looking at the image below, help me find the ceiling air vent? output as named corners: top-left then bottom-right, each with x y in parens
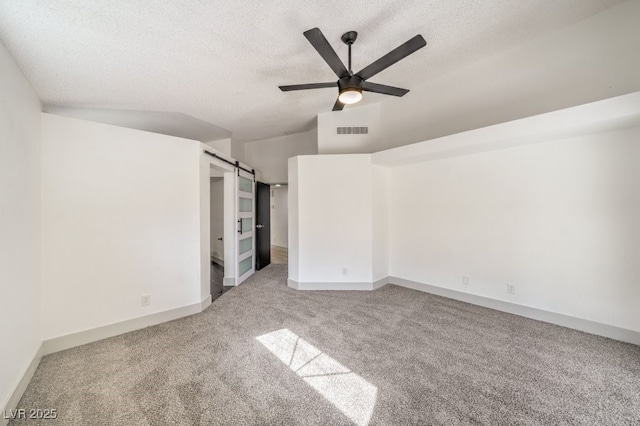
top-left (336, 126), bottom-right (368, 135)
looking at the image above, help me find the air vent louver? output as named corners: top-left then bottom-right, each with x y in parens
top-left (336, 126), bottom-right (368, 135)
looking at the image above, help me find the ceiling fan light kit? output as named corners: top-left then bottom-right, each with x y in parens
top-left (338, 89), bottom-right (362, 105)
top-left (279, 27), bottom-right (427, 112)
top-left (338, 75), bottom-right (363, 104)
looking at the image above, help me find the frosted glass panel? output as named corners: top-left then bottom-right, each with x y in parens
top-left (236, 172), bottom-right (254, 283)
top-left (239, 256), bottom-right (252, 276)
top-left (239, 197), bottom-right (252, 212)
top-left (240, 218), bottom-right (252, 234)
top-left (239, 176), bottom-right (253, 193)
top-left (239, 237), bottom-right (252, 255)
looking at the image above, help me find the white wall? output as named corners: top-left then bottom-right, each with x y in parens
top-left (317, 103), bottom-right (384, 154)
top-left (380, 0), bottom-right (640, 149)
top-left (288, 155), bottom-right (390, 287)
top-left (230, 139), bottom-right (246, 164)
top-left (205, 138), bottom-right (232, 156)
top-left (242, 129), bottom-right (317, 184)
top-left (270, 186), bottom-right (288, 248)
top-left (388, 126), bottom-right (640, 333)
top-left (0, 41), bottom-right (42, 414)
top-left (289, 155), bottom-right (374, 285)
top-left (41, 114), bottom-right (203, 339)
top-left (372, 166), bottom-right (390, 282)
top-left (288, 159), bottom-right (299, 282)
top-left (209, 177), bottom-right (224, 261)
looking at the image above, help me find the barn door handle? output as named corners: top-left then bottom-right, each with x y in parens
top-left (256, 224), bottom-right (264, 229)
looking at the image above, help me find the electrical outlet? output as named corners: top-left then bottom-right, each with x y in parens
top-left (462, 276), bottom-right (470, 285)
top-left (506, 283), bottom-right (515, 295)
top-left (141, 294), bottom-right (151, 306)
top-left (342, 268), bottom-right (348, 276)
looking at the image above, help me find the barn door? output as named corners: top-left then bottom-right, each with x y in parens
top-left (236, 169), bottom-right (255, 284)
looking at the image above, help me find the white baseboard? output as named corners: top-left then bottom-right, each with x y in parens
top-left (223, 277), bottom-right (235, 286)
top-left (372, 276), bottom-right (390, 290)
top-left (1, 344), bottom-right (44, 426)
top-left (201, 294), bottom-right (212, 311)
top-left (389, 276), bottom-right (640, 346)
top-left (287, 274), bottom-right (639, 345)
top-left (42, 296), bottom-right (212, 356)
top-left (287, 278), bottom-right (380, 291)
top-left (210, 256), bottom-right (224, 267)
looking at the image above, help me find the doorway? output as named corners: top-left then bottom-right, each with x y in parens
top-left (209, 165), bottom-right (228, 300)
top-left (270, 184), bottom-right (288, 264)
top-left (201, 149), bottom-right (258, 302)
top-left (255, 181), bottom-right (271, 270)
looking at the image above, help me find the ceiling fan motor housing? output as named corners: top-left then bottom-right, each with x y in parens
top-left (338, 75), bottom-right (363, 92)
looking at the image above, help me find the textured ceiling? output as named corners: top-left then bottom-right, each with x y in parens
top-left (0, 0), bottom-right (624, 142)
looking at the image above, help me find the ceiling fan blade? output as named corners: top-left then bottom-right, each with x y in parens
top-left (279, 82), bottom-right (337, 91)
top-left (304, 28), bottom-right (350, 78)
top-left (356, 35), bottom-right (427, 81)
top-left (362, 81), bottom-right (409, 97)
top-left (332, 98), bottom-right (345, 111)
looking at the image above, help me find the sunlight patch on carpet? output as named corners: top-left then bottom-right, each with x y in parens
top-left (257, 328), bottom-right (377, 426)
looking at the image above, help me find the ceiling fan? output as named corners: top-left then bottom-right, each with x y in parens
top-left (279, 28), bottom-right (427, 111)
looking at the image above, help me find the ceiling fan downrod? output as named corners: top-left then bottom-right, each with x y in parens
top-left (341, 31), bottom-right (358, 74)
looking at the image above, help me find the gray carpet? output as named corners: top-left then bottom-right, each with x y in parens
top-left (11, 264), bottom-right (640, 425)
